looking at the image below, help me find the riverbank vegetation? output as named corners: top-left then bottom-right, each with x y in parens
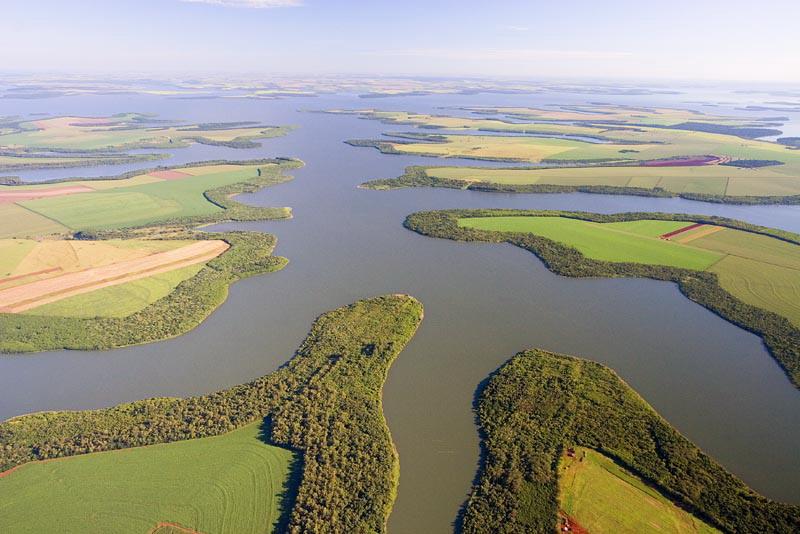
top-left (0, 294), bottom-right (424, 533)
top-left (339, 105), bottom-right (800, 202)
top-left (404, 209), bottom-right (800, 387)
top-left (0, 113), bottom-right (292, 171)
top-left (0, 159), bottom-right (300, 352)
top-left (462, 349), bottom-right (800, 533)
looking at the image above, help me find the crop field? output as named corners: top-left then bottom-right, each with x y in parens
top-left (0, 114), bottom-right (287, 151)
top-left (25, 263), bottom-right (204, 318)
top-left (0, 238), bottom-right (227, 316)
top-left (426, 164), bottom-right (800, 197)
top-left (0, 163), bottom-right (274, 232)
top-left (558, 447), bottom-right (719, 533)
top-left (347, 104), bottom-right (800, 199)
top-left (458, 216), bottom-right (723, 269)
top-left (458, 215), bottom-right (800, 326)
top-left (0, 422), bottom-right (295, 534)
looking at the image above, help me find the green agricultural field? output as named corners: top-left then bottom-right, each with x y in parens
top-left (458, 215), bottom-right (800, 326)
top-left (458, 216), bottom-right (723, 270)
top-left (558, 447), bottom-right (719, 533)
top-left (348, 104), bottom-right (800, 201)
top-left (0, 423), bottom-right (295, 534)
top-left (24, 263), bottom-right (204, 318)
top-left (18, 165), bottom-right (267, 230)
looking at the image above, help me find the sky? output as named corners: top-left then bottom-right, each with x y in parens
top-left (1, 0), bottom-right (799, 83)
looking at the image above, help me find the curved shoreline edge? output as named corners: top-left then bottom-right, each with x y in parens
top-left (0, 294), bottom-right (424, 533)
top-left (461, 349), bottom-right (800, 533)
top-left (403, 209), bottom-right (800, 388)
top-left (0, 158), bottom-right (303, 353)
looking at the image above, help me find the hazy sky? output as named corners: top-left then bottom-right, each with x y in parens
top-left (2, 0), bottom-right (799, 82)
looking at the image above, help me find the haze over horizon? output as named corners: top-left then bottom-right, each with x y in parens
top-left (2, 0), bottom-right (799, 84)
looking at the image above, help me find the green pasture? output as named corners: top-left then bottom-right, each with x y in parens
top-left (558, 447), bottom-right (719, 533)
top-left (0, 422), bottom-right (295, 534)
top-left (458, 215), bottom-right (800, 326)
top-left (458, 216), bottom-right (723, 270)
top-left (19, 166), bottom-right (261, 230)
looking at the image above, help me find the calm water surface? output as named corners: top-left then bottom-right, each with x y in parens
top-left (1, 91), bottom-right (799, 533)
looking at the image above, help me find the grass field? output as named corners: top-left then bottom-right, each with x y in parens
top-left (0, 203), bottom-right (69, 238)
top-left (0, 162), bottom-right (277, 232)
top-left (17, 165), bottom-right (265, 230)
top-left (558, 447), bottom-right (719, 533)
top-left (458, 215), bottom-right (800, 326)
top-left (0, 422), bottom-right (295, 534)
top-left (458, 216), bottom-right (723, 270)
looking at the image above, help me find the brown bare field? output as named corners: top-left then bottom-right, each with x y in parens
top-left (0, 240), bottom-right (228, 313)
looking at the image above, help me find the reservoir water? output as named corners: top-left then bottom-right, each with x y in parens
top-left (1, 90), bottom-right (799, 533)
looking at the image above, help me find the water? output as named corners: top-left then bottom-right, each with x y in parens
top-left (1, 91), bottom-right (799, 533)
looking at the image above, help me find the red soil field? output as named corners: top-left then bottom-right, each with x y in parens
top-left (0, 185), bottom-right (94, 204)
top-left (642, 155), bottom-right (722, 167)
top-left (148, 170), bottom-right (192, 180)
top-left (558, 512), bottom-right (590, 534)
top-left (659, 223), bottom-right (703, 239)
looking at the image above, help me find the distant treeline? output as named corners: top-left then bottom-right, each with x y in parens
top-left (404, 209), bottom-right (800, 387)
top-left (0, 295), bottom-right (424, 533)
top-left (362, 165), bottom-right (800, 205)
top-left (462, 349), bottom-right (800, 533)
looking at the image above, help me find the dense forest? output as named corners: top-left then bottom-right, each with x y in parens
top-left (0, 159), bottom-right (301, 353)
top-left (0, 294), bottom-right (424, 533)
top-left (404, 209), bottom-right (800, 387)
top-left (462, 349), bottom-right (800, 533)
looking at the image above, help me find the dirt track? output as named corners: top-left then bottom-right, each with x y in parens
top-left (0, 240), bottom-right (228, 313)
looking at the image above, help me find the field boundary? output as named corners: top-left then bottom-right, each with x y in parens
top-left (0, 241), bottom-right (228, 313)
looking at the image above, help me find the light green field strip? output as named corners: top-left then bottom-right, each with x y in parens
top-left (459, 215), bottom-right (800, 326)
top-left (458, 216), bottom-right (723, 270)
top-left (710, 256), bottom-right (800, 327)
top-left (0, 240), bottom-right (37, 276)
top-left (24, 263), bottom-right (204, 318)
top-left (559, 448), bottom-right (720, 534)
top-left (689, 228), bottom-right (800, 326)
top-left (18, 166), bottom-right (261, 230)
top-left (601, 220), bottom-right (690, 238)
top-left (427, 165), bottom-right (800, 196)
top-left (0, 423), bottom-right (295, 534)
top-left (0, 203), bottom-right (69, 239)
